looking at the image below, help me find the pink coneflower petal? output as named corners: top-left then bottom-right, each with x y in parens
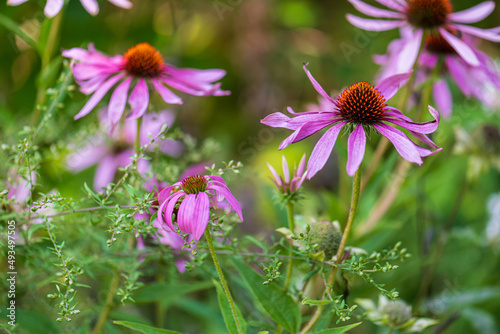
top-left (432, 80), bottom-right (452, 118)
top-left (107, 0), bottom-right (133, 9)
top-left (108, 77), bottom-right (132, 131)
top-left (163, 192), bottom-right (185, 231)
top-left (74, 73), bottom-right (125, 120)
top-left (44, 0), bottom-right (64, 18)
top-left (346, 124), bottom-right (367, 177)
top-left (307, 122), bottom-right (345, 178)
top-left (302, 63), bottom-right (336, 104)
top-left (67, 146), bottom-right (109, 171)
top-left (151, 78), bottom-right (183, 105)
top-left (439, 28), bottom-right (480, 66)
top-left (80, 0), bottom-right (99, 15)
top-left (158, 185), bottom-right (175, 204)
top-left (127, 79), bottom-right (149, 119)
top-left (7, 0), bottom-right (29, 5)
top-left (397, 29), bottom-right (422, 73)
top-left (374, 0), bottom-right (405, 11)
top-left (449, 24), bottom-right (500, 42)
top-left (375, 71), bottom-right (413, 101)
top-left (373, 123), bottom-right (423, 165)
top-left (445, 56), bottom-right (473, 96)
top-left (282, 155), bottom-right (290, 184)
top-left (177, 194), bottom-right (209, 241)
top-left (449, 1), bottom-right (495, 24)
top-left (266, 163), bottom-right (283, 190)
top-left (279, 119), bottom-right (335, 150)
top-left (94, 155), bottom-right (119, 191)
top-left (208, 185), bottom-right (243, 220)
top-left (348, 0), bottom-right (404, 19)
top-left (346, 14), bottom-right (406, 31)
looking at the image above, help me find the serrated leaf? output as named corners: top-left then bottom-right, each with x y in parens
top-left (232, 257), bottom-right (301, 333)
top-left (213, 279), bottom-right (247, 334)
top-left (312, 322), bottom-right (361, 334)
top-left (113, 321), bottom-right (182, 334)
top-left (132, 282), bottom-right (213, 303)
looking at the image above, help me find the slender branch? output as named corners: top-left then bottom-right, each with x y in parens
top-left (91, 271), bottom-right (121, 334)
top-left (205, 228), bottom-right (244, 334)
top-left (284, 202), bottom-right (295, 291)
top-left (300, 168), bottom-right (362, 334)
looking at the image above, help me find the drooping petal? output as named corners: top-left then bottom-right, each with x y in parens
top-left (348, 0), bottom-right (404, 18)
top-left (346, 14), bottom-right (406, 31)
top-left (160, 191), bottom-right (185, 231)
top-left (439, 28), bottom-right (480, 66)
top-left (211, 185), bottom-right (243, 221)
top-left (192, 193), bottom-right (211, 241)
top-left (383, 104), bottom-right (440, 134)
top-left (374, 123), bottom-right (423, 165)
top-left (432, 80), bottom-right (452, 118)
top-left (94, 155), bottom-right (118, 192)
top-left (306, 122), bottom-right (345, 179)
top-left (375, 71), bottom-right (413, 101)
top-left (303, 63), bottom-right (336, 104)
top-left (108, 77), bottom-right (132, 132)
top-left (449, 1), bottom-right (495, 24)
top-left (74, 73), bottom-right (126, 120)
top-left (127, 79), bottom-right (149, 119)
top-left (279, 119), bottom-right (335, 150)
top-left (396, 28), bottom-right (422, 73)
top-left (151, 78), bottom-right (183, 104)
top-left (446, 56), bottom-right (473, 96)
top-left (44, 0), bottom-right (64, 18)
top-left (346, 124), bottom-right (367, 177)
top-left (79, 0), bottom-right (99, 15)
top-left (67, 145), bottom-right (108, 171)
top-left (450, 23), bottom-right (500, 42)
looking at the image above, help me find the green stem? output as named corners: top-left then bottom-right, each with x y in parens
top-left (388, 327), bottom-right (395, 334)
top-left (135, 117), bottom-right (142, 154)
top-left (284, 201), bottom-right (295, 291)
top-left (205, 228), bottom-right (244, 334)
top-left (300, 168), bottom-right (362, 334)
top-left (91, 271), bottom-right (120, 334)
top-left (32, 12), bottom-right (63, 125)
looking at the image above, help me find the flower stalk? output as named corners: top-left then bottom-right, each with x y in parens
top-left (205, 227), bottom-right (244, 334)
top-left (300, 167), bottom-right (362, 333)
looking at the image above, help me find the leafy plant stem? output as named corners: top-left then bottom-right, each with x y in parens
top-left (135, 117), bottom-right (142, 154)
top-left (205, 227), bottom-right (244, 334)
top-left (91, 271), bottom-right (120, 334)
top-left (300, 168), bottom-right (362, 333)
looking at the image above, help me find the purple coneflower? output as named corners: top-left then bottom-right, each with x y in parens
top-left (374, 27), bottom-right (500, 116)
top-left (7, 0), bottom-right (132, 18)
top-left (261, 64), bottom-right (441, 178)
top-left (157, 175), bottom-right (243, 241)
top-left (67, 109), bottom-right (182, 191)
top-left (62, 43), bottom-right (229, 131)
top-left (267, 154), bottom-right (307, 194)
top-left (347, 0), bottom-right (500, 72)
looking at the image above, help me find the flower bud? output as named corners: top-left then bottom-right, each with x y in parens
top-left (309, 220), bottom-right (342, 259)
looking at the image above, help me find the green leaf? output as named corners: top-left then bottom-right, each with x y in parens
top-left (133, 282), bottom-right (213, 303)
top-left (0, 13), bottom-right (37, 48)
top-left (232, 257), bottom-right (301, 333)
top-left (312, 322), bottom-right (362, 334)
top-left (213, 279), bottom-right (247, 334)
top-left (113, 321), bottom-right (182, 334)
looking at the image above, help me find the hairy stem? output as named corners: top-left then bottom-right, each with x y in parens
top-left (205, 228), bottom-right (244, 334)
top-left (300, 168), bottom-right (362, 333)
